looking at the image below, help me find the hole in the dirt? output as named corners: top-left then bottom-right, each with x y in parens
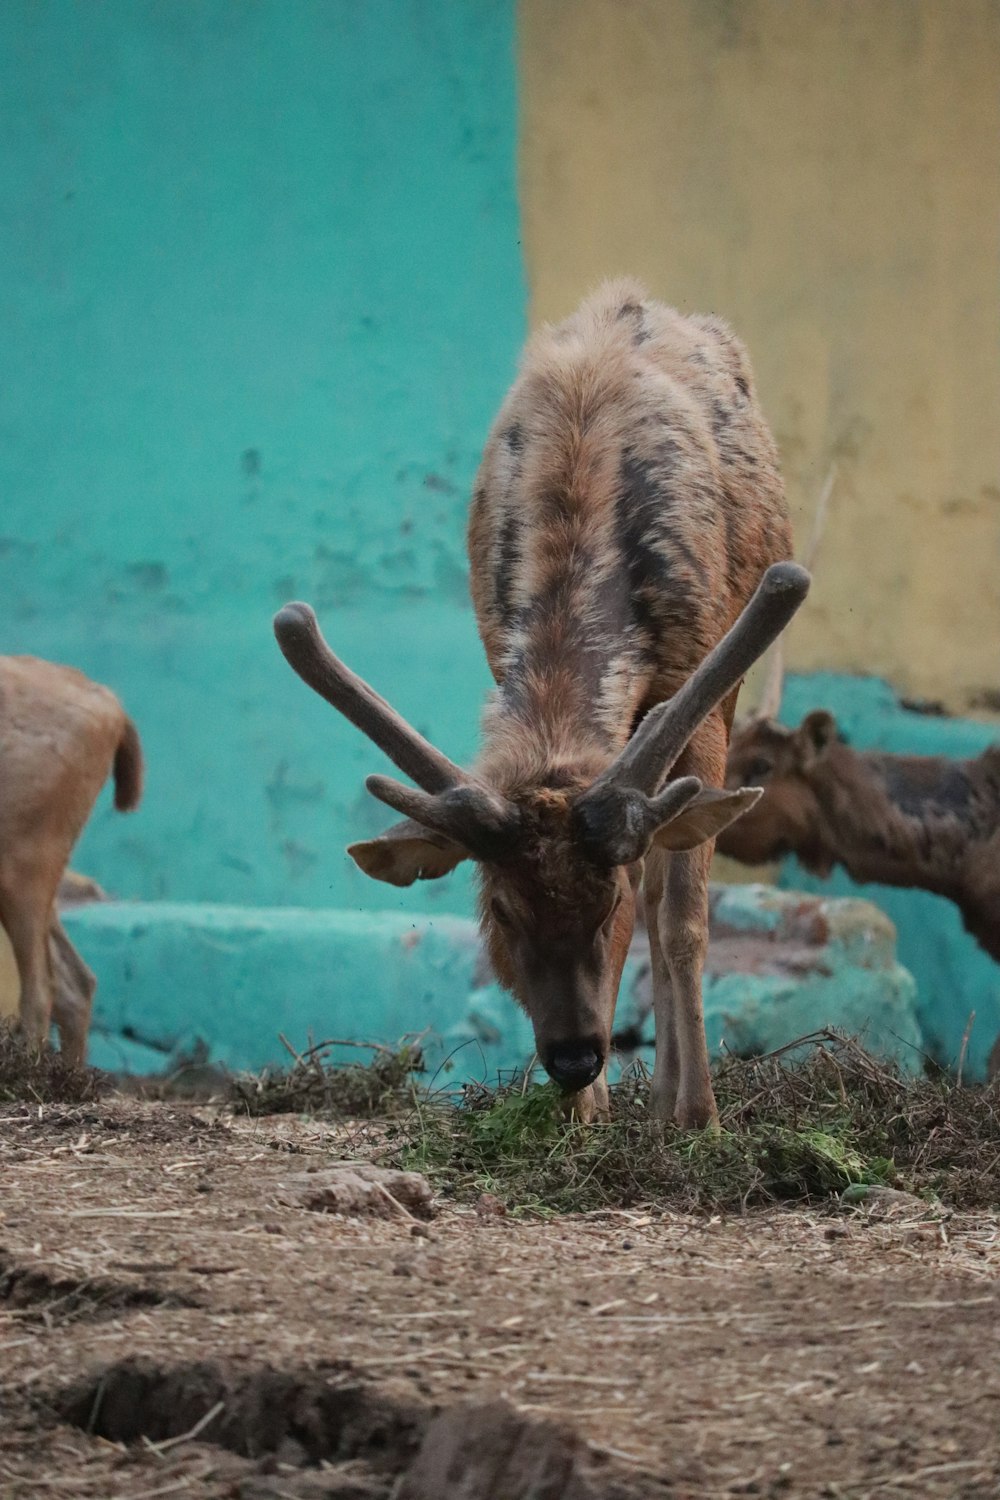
top-left (0, 1251), bottom-right (193, 1322)
top-left (54, 1360), bottom-right (647, 1498)
top-left (56, 1359), bottom-right (427, 1471)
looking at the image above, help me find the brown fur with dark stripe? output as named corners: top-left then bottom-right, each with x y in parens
top-left (470, 280), bottom-right (787, 754)
top-left (462, 280), bottom-right (792, 1125)
top-left (329, 282), bottom-right (794, 1124)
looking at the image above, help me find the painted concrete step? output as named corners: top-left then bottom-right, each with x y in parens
top-left (65, 885), bottom-right (924, 1085)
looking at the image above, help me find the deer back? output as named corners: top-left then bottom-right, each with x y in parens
top-left (468, 278), bottom-right (792, 754)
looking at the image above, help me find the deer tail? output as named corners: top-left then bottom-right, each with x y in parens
top-left (113, 715), bottom-right (144, 812)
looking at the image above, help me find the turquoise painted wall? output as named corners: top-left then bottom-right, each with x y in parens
top-left (778, 674), bottom-right (1000, 1077)
top-left (0, 0), bottom-right (523, 913)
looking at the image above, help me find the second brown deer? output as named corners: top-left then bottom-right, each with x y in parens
top-left (276, 281), bottom-right (809, 1127)
top-left (720, 713), bottom-right (1000, 962)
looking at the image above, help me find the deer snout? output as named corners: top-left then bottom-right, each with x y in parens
top-left (542, 1039), bottom-right (605, 1091)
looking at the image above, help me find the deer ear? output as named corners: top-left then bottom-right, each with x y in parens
top-left (795, 710), bottom-right (837, 767)
top-left (347, 818), bottom-right (471, 887)
top-left (651, 787), bottom-right (763, 852)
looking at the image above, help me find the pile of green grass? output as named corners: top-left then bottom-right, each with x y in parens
top-left (7, 1022), bottom-right (995, 1217)
top-left (381, 1032), bottom-right (1000, 1215)
top-left (58, 1026), bottom-right (981, 1216)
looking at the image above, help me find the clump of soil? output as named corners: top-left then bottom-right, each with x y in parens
top-left (396, 1398), bottom-right (613, 1500)
top-left (278, 1163), bottom-right (435, 1219)
top-left (0, 1030), bottom-right (103, 1104)
top-left (230, 1038), bottom-right (422, 1119)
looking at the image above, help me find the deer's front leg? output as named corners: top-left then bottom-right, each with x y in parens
top-left (661, 841), bottom-right (717, 1131)
top-left (643, 847), bottom-right (680, 1122)
top-left (649, 716), bottom-right (726, 1131)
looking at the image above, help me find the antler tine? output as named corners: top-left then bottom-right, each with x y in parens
top-left (752, 463), bottom-right (836, 723)
top-left (366, 774), bottom-right (520, 859)
top-left (589, 562), bottom-right (811, 797)
top-left (573, 776), bottom-right (702, 868)
top-left (273, 602), bottom-right (469, 795)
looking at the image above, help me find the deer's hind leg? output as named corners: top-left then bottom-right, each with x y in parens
top-left (50, 917), bottom-right (96, 1069)
top-left (0, 877), bottom-right (57, 1055)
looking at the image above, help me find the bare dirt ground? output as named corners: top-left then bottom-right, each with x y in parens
top-left (2, 1095), bottom-right (999, 1499)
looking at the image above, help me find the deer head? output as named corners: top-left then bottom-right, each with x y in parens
top-left (719, 709), bottom-right (839, 871)
top-left (274, 562), bottom-right (810, 1091)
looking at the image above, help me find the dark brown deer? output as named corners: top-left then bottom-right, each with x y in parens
top-left (0, 655), bottom-right (143, 1064)
top-left (275, 280), bottom-right (808, 1128)
top-left (720, 712), bottom-right (1000, 962)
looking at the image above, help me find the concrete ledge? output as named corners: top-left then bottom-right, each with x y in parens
top-left (66, 885), bottom-right (923, 1085)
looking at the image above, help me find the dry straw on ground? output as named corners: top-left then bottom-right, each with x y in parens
top-left (7, 1024), bottom-right (1000, 1217)
top-left (0, 1029), bottom-right (102, 1104)
top-left (3, 1029), bottom-right (1000, 1496)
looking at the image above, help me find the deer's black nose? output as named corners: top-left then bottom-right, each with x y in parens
top-left (544, 1042), bottom-right (603, 1090)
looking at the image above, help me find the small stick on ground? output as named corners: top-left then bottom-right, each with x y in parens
top-left (142, 1399), bottom-right (225, 1456)
top-left (956, 1011), bottom-right (976, 1088)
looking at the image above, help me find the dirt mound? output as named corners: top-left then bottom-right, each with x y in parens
top-left (397, 1398), bottom-right (612, 1499)
top-left (0, 1250), bottom-right (191, 1323)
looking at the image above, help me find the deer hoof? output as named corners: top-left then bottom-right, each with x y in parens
top-left (648, 1079), bottom-right (677, 1126)
top-left (560, 1085), bottom-right (597, 1125)
top-left (673, 1089), bottom-right (720, 1134)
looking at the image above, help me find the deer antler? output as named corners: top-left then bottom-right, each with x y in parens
top-left (755, 463), bottom-right (836, 722)
top-left (274, 602), bottom-right (520, 854)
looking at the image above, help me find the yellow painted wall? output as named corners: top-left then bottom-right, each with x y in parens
top-left (520, 0), bottom-right (1000, 713)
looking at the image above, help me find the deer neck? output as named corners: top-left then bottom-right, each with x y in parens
top-left (807, 744), bottom-right (971, 900)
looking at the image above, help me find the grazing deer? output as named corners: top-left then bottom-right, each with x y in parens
top-left (718, 469), bottom-right (1000, 962)
top-left (0, 656), bottom-right (143, 1064)
top-left (720, 712), bottom-right (1000, 962)
top-left (275, 281), bottom-right (808, 1127)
